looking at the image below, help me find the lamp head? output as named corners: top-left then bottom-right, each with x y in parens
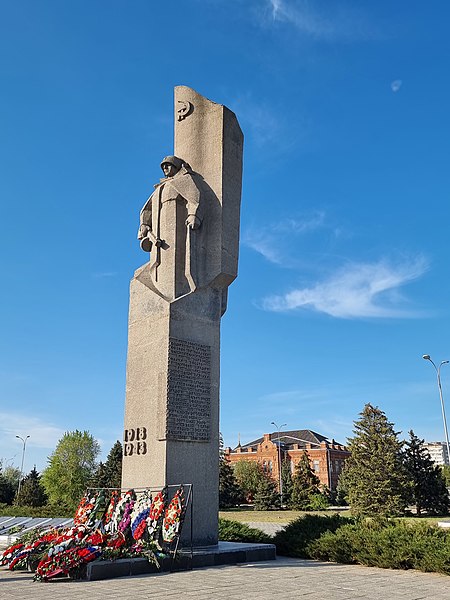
top-left (423, 355), bottom-right (431, 360)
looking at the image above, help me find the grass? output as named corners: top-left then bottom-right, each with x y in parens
top-left (219, 508), bottom-right (450, 525)
top-left (219, 508), bottom-right (349, 523)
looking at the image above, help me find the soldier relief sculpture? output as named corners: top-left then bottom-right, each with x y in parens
top-left (137, 155), bottom-right (206, 301)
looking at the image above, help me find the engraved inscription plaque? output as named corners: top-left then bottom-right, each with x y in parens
top-left (165, 337), bottom-right (211, 441)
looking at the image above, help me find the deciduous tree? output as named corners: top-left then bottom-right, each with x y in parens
top-left (42, 430), bottom-right (100, 511)
top-left (233, 461), bottom-right (268, 502)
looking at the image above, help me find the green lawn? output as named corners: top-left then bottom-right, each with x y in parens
top-left (219, 508), bottom-right (450, 525)
top-left (219, 508), bottom-right (348, 523)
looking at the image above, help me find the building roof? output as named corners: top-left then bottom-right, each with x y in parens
top-left (236, 429), bottom-right (331, 451)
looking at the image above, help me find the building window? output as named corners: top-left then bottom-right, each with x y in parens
top-left (268, 460), bottom-right (273, 473)
top-left (313, 460), bottom-right (320, 472)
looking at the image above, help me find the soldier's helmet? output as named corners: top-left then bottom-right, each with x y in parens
top-left (160, 155), bottom-right (183, 172)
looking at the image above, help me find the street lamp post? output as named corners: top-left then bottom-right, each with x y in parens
top-left (271, 421), bottom-right (287, 506)
top-left (16, 435), bottom-right (30, 497)
top-left (422, 355), bottom-right (450, 465)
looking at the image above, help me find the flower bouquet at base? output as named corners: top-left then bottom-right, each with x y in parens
top-left (162, 486), bottom-right (186, 549)
top-left (130, 489), bottom-right (153, 541)
top-left (34, 545), bottom-right (101, 582)
top-left (73, 491), bottom-right (99, 526)
top-left (104, 489), bottom-right (136, 536)
top-left (147, 487), bottom-right (167, 541)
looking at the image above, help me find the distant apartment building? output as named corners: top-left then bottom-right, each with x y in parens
top-left (224, 429), bottom-right (350, 491)
top-left (422, 441), bottom-right (449, 466)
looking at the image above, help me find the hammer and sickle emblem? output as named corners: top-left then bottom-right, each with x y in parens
top-left (177, 100), bottom-right (193, 121)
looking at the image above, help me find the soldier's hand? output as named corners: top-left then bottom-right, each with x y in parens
top-left (185, 215), bottom-right (201, 230)
top-left (138, 224), bottom-right (150, 239)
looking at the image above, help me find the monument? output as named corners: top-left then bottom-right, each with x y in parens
top-left (122, 86), bottom-right (243, 546)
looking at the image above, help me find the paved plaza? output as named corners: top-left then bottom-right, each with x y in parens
top-left (2, 557), bottom-right (450, 600)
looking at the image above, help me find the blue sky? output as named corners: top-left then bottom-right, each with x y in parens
top-left (1, 0), bottom-right (450, 473)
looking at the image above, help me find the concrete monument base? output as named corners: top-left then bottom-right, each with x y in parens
top-left (84, 542), bottom-right (276, 581)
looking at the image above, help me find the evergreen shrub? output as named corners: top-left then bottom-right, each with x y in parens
top-left (273, 514), bottom-right (353, 557)
top-left (0, 502), bottom-right (72, 518)
top-left (308, 493), bottom-right (330, 511)
top-left (308, 518), bottom-right (450, 575)
top-left (218, 518), bottom-right (272, 544)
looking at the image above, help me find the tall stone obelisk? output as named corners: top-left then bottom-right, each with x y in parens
top-left (121, 87), bottom-right (243, 546)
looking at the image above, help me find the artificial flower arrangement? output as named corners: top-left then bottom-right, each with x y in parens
top-left (130, 489), bottom-right (153, 541)
top-left (73, 492), bottom-right (98, 526)
top-left (148, 488), bottom-right (167, 538)
top-left (162, 486), bottom-right (185, 543)
top-left (1, 485), bottom-right (188, 582)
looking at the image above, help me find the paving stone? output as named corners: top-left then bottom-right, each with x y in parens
top-left (2, 557), bottom-right (450, 598)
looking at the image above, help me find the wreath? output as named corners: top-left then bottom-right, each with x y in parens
top-left (162, 486), bottom-right (184, 543)
top-left (73, 492), bottom-right (98, 526)
top-left (130, 489), bottom-right (152, 540)
top-left (147, 488), bottom-right (166, 538)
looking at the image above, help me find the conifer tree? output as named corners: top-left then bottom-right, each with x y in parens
top-left (253, 473), bottom-right (280, 510)
top-left (344, 403), bottom-right (408, 516)
top-left (290, 451), bottom-right (320, 509)
top-left (403, 430), bottom-right (449, 516)
top-left (281, 459), bottom-right (293, 506)
top-left (219, 458), bottom-right (242, 508)
top-left (15, 467), bottom-right (47, 507)
top-left (0, 471), bottom-right (15, 504)
top-left (93, 462), bottom-right (108, 488)
top-left (94, 441), bottom-right (123, 488)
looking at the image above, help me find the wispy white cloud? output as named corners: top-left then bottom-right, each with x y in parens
top-left (231, 95), bottom-right (285, 148)
top-left (260, 388), bottom-right (332, 405)
top-left (0, 411), bottom-right (65, 450)
top-left (243, 212), bottom-right (329, 265)
top-left (261, 256), bottom-right (429, 318)
top-left (311, 417), bottom-right (353, 443)
top-left (0, 411), bottom-right (121, 470)
top-left (265, 0), bottom-right (375, 41)
top-left (391, 79), bottom-right (402, 93)
top-left (268, 0), bottom-right (336, 37)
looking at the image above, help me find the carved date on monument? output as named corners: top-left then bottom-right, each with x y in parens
top-left (165, 338), bottom-right (211, 441)
top-left (123, 427), bottom-right (147, 456)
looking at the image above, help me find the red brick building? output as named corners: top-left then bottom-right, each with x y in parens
top-left (224, 429), bottom-right (350, 491)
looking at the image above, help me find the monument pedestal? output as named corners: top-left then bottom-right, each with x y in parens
top-left (122, 271), bottom-right (221, 545)
top-left (85, 542), bottom-right (276, 581)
